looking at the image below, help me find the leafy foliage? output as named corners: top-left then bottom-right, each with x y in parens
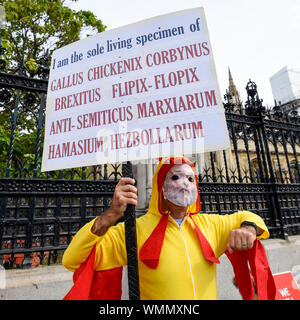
top-left (0, 0), bottom-right (106, 177)
top-left (0, 0), bottom-right (106, 72)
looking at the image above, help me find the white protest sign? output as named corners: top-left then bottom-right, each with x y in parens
top-left (41, 7), bottom-right (230, 172)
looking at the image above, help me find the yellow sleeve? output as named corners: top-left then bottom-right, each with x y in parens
top-left (62, 218), bottom-right (127, 272)
top-left (204, 210), bottom-right (270, 258)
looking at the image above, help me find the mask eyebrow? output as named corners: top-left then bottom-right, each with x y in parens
top-left (169, 170), bottom-right (195, 176)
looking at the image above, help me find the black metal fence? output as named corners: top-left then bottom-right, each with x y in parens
top-left (0, 57), bottom-right (300, 269)
top-left (199, 81), bottom-right (300, 239)
top-left (0, 57), bottom-right (121, 268)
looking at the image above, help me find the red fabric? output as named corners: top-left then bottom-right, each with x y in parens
top-left (63, 244), bottom-right (122, 300)
top-left (225, 240), bottom-right (276, 300)
top-left (189, 215), bottom-right (220, 264)
top-left (139, 214), bottom-right (169, 269)
top-left (248, 240), bottom-right (276, 300)
top-left (139, 214), bottom-right (220, 269)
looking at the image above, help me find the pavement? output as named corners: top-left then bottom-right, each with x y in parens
top-left (0, 264), bottom-right (73, 300)
top-left (0, 264), bottom-right (129, 300)
top-left (1, 235), bottom-right (300, 300)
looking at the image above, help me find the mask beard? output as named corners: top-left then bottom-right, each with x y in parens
top-left (163, 187), bottom-right (197, 207)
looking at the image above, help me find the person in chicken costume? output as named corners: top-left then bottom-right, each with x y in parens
top-left (62, 156), bottom-right (276, 300)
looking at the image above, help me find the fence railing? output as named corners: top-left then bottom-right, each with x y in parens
top-left (198, 81), bottom-right (300, 239)
top-left (0, 57), bottom-right (300, 268)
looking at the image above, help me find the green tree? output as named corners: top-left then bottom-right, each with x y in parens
top-left (0, 0), bottom-right (106, 177)
top-left (0, 0), bottom-right (106, 73)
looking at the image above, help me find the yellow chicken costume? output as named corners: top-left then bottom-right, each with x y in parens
top-left (63, 156), bottom-right (275, 300)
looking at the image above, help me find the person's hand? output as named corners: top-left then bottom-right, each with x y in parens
top-left (226, 225), bottom-right (256, 254)
top-left (91, 177), bottom-right (137, 236)
top-left (110, 177), bottom-right (138, 218)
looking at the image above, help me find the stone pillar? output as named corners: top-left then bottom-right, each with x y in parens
top-left (145, 162), bottom-right (154, 208)
top-left (195, 152), bottom-right (211, 179)
top-left (132, 163), bottom-right (147, 217)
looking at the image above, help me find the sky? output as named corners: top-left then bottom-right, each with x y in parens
top-left (70, 0), bottom-right (300, 107)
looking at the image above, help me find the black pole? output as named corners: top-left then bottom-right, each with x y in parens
top-left (122, 161), bottom-right (140, 300)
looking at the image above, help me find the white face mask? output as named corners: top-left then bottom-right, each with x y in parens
top-left (162, 164), bottom-right (198, 207)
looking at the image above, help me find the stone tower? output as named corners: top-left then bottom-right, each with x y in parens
top-left (228, 67), bottom-right (242, 108)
